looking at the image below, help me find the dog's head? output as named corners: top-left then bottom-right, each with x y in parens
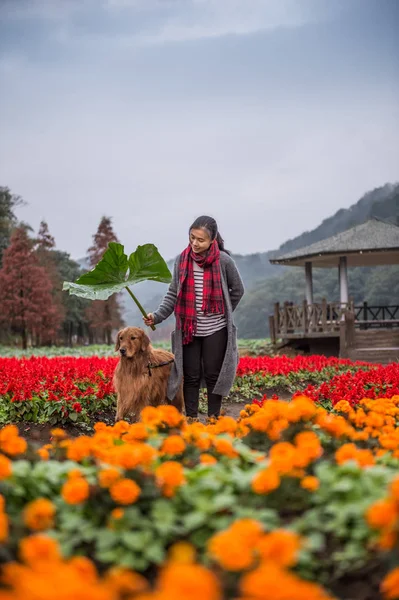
top-left (115, 327), bottom-right (150, 358)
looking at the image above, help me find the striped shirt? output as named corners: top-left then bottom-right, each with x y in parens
top-left (193, 261), bottom-right (227, 337)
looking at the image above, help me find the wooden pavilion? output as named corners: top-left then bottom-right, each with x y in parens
top-left (268, 218), bottom-right (399, 363)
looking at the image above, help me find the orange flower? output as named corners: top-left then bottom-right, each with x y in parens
top-left (68, 556), bottom-right (98, 582)
top-left (168, 541), bottom-right (197, 564)
top-left (36, 447), bottom-right (50, 461)
top-left (62, 477), bottom-right (90, 505)
top-left (123, 423), bottom-right (149, 442)
top-left (105, 567), bottom-right (149, 595)
top-left (213, 417), bottom-right (238, 435)
top-left (239, 561), bottom-right (332, 600)
top-left (23, 498), bottom-right (56, 531)
top-left (155, 461), bottom-right (186, 497)
top-left (110, 508), bottom-right (125, 520)
top-left (390, 477), bottom-right (399, 503)
top-left (301, 476), bottom-right (320, 492)
top-left (50, 428), bottom-right (67, 440)
top-left (0, 511), bottom-right (8, 543)
top-left (19, 534), bottom-right (61, 565)
top-left (208, 520), bottom-right (263, 572)
top-left (381, 567), bottom-right (399, 600)
top-left (0, 453), bottom-right (12, 480)
top-left (269, 442), bottom-right (296, 474)
top-left (161, 435), bottom-right (186, 456)
top-left (366, 499), bottom-right (398, 530)
top-left (200, 453), bottom-right (217, 465)
top-left (377, 529), bottom-right (397, 551)
top-left (252, 467), bottom-right (280, 495)
top-left (98, 468), bottom-right (121, 488)
top-left (66, 436), bottom-right (92, 462)
top-left (0, 425), bottom-right (27, 456)
top-left (110, 478), bottom-right (141, 505)
top-left (213, 438), bottom-right (239, 459)
top-left (256, 530), bottom-right (301, 567)
top-left (157, 562), bottom-right (221, 600)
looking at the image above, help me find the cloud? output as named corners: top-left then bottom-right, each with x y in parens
top-left (0, 0), bottom-right (349, 47)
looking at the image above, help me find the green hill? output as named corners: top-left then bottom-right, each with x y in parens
top-left (123, 182), bottom-right (399, 338)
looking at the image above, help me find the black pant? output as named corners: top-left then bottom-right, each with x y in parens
top-left (183, 327), bottom-right (227, 418)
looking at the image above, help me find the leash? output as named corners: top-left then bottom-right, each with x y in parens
top-left (147, 358), bottom-right (174, 377)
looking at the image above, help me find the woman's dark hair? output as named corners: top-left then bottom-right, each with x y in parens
top-left (189, 215), bottom-right (230, 254)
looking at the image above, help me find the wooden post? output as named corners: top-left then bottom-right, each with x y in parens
top-left (302, 299), bottom-right (308, 334)
top-left (269, 316), bottom-right (276, 345)
top-left (274, 302), bottom-right (280, 336)
top-left (339, 256), bottom-right (349, 307)
top-left (305, 261), bottom-right (314, 304)
top-left (282, 302), bottom-right (288, 335)
top-left (321, 298), bottom-right (327, 331)
top-left (363, 301), bottom-right (368, 330)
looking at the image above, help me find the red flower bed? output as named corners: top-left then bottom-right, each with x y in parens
top-left (302, 363), bottom-right (399, 406)
top-left (236, 355), bottom-right (370, 377)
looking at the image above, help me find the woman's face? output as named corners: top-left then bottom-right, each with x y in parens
top-left (189, 227), bottom-right (212, 255)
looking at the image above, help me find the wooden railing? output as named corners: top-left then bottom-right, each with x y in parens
top-left (353, 303), bottom-right (399, 328)
top-left (269, 301), bottom-right (399, 343)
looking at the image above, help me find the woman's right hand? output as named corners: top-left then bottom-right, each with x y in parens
top-left (143, 313), bottom-right (155, 327)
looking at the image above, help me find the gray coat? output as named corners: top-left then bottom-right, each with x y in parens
top-left (152, 252), bottom-right (245, 401)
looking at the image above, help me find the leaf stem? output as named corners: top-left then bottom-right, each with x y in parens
top-left (125, 286), bottom-right (156, 331)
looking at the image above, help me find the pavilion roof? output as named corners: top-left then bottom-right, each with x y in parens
top-left (269, 218), bottom-right (399, 268)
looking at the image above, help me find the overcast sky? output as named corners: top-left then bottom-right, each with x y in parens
top-left (0, 0), bottom-right (398, 261)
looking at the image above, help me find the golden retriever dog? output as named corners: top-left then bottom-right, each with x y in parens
top-left (113, 326), bottom-right (183, 421)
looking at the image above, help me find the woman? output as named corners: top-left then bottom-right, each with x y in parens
top-left (144, 215), bottom-right (244, 419)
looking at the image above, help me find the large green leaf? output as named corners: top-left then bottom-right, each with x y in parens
top-left (62, 242), bottom-right (171, 301)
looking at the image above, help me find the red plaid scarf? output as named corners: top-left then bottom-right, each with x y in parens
top-left (175, 240), bottom-right (224, 344)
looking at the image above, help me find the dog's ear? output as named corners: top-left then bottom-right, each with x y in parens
top-left (115, 330), bottom-right (122, 352)
top-left (140, 330), bottom-right (150, 353)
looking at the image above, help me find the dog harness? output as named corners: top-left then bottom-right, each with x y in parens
top-left (147, 358), bottom-right (174, 377)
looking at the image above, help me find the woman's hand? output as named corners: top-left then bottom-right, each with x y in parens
top-left (143, 313), bottom-right (155, 327)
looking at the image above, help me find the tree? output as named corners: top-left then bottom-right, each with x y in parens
top-left (0, 187), bottom-right (25, 266)
top-left (0, 228), bottom-right (63, 348)
top-left (85, 216), bottom-right (124, 344)
top-left (34, 220), bottom-right (65, 344)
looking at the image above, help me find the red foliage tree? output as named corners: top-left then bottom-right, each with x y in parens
top-left (0, 227), bottom-right (63, 348)
top-left (85, 216), bottom-right (124, 344)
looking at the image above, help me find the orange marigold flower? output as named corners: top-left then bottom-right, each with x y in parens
top-left (111, 508), bottom-right (125, 520)
top-left (381, 567), bottom-right (399, 600)
top-left (0, 511), bottom-right (8, 543)
top-left (213, 438), bottom-right (239, 458)
top-left (168, 541), bottom-right (197, 564)
top-left (0, 425), bottom-right (27, 456)
top-left (50, 428), bottom-right (67, 440)
top-left (157, 562), bottom-right (221, 600)
top-left (252, 467), bottom-right (280, 495)
top-left (335, 443), bottom-right (358, 465)
top-left (36, 447), bottom-right (49, 461)
top-left (239, 561), bottom-right (332, 600)
top-left (110, 478), bottom-right (141, 505)
top-left (377, 529), bottom-right (397, 551)
top-left (155, 461), bottom-right (186, 497)
top-left (19, 534), bottom-right (61, 565)
top-left (105, 567), bottom-right (149, 595)
top-left (390, 477), bottom-right (399, 503)
top-left (23, 498), bottom-right (56, 531)
top-left (0, 453), bottom-right (12, 480)
top-left (366, 499), bottom-right (398, 530)
top-left (301, 476), bottom-right (320, 492)
top-left (68, 556), bottom-right (98, 582)
top-left (200, 453), bottom-right (217, 465)
top-left (66, 436), bottom-right (92, 462)
top-left (208, 528), bottom-right (255, 571)
top-left (123, 423), bottom-right (149, 442)
top-left (269, 442), bottom-right (296, 474)
top-left (256, 530), bottom-right (301, 567)
top-left (98, 468), bottom-right (121, 488)
top-left (334, 400), bottom-right (352, 413)
top-left (61, 477), bottom-right (90, 505)
top-left (161, 435), bottom-right (186, 456)
top-left (213, 416), bottom-right (238, 435)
